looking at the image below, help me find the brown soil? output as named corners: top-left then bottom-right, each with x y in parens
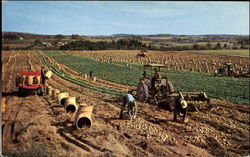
top-left (2, 50), bottom-right (249, 157)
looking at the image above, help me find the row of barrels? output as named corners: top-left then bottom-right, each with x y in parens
top-left (46, 86), bottom-right (93, 129)
top-left (17, 76), bottom-right (42, 85)
top-left (16, 71), bottom-right (53, 85)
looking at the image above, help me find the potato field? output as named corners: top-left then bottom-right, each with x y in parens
top-left (2, 50), bottom-right (249, 157)
top-left (43, 50), bottom-right (249, 105)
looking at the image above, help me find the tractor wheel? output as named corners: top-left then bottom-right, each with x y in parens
top-left (37, 87), bottom-right (44, 96)
top-left (18, 87), bottom-right (24, 96)
top-left (168, 99), bottom-right (176, 112)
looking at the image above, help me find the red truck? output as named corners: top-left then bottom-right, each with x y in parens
top-left (16, 71), bottom-right (46, 96)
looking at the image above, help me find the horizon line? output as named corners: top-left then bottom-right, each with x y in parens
top-left (2, 31), bottom-right (249, 36)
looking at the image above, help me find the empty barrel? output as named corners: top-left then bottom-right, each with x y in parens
top-left (44, 70), bottom-right (53, 79)
top-left (64, 97), bottom-right (77, 114)
top-left (75, 104), bottom-right (93, 129)
top-left (52, 89), bottom-right (60, 99)
top-left (47, 86), bottom-right (52, 96)
top-left (25, 75), bottom-right (34, 85)
top-left (57, 92), bottom-right (69, 105)
top-left (2, 96), bottom-right (6, 113)
top-left (33, 76), bottom-right (41, 84)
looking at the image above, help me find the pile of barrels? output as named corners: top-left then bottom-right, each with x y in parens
top-left (46, 85), bottom-right (93, 129)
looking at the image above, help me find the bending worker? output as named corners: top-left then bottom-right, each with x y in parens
top-left (173, 96), bottom-right (188, 123)
top-left (41, 66), bottom-right (46, 85)
top-left (120, 90), bottom-right (137, 120)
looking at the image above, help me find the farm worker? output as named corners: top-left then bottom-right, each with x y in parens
top-left (151, 68), bottom-right (162, 88)
top-left (120, 90), bottom-right (137, 120)
top-left (150, 68), bottom-right (162, 104)
top-left (143, 70), bottom-right (147, 77)
top-left (41, 66), bottom-right (51, 85)
top-left (41, 66), bottom-right (46, 85)
top-left (89, 71), bottom-right (93, 78)
top-left (173, 98), bottom-right (188, 123)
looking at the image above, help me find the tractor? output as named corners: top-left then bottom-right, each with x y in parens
top-left (136, 49), bottom-right (148, 58)
top-left (15, 69), bottom-right (52, 96)
top-left (136, 63), bottom-right (211, 122)
top-left (216, 63), bottom-right (250, 78)
top-left (216, 63), bottom-right (236, 77)
top-left (136, 64), bottom-right (175, 107)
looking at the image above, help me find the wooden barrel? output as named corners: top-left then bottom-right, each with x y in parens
top-left (34, 76), bottom-right (41, 84)
top-left (57, 92), bottom-right (69, 105)
top-left (25, 75), bottom-right (34, 85)
top-left (84, 74), bottom-right (88, 79)
top-left (44, 71), bottom-right (52, 79)
top-left (75, 104), bottom-right (93, 129)
top-left (64, 97), bottom-right (77, 114)
top-left (47, 86), bottom-right (52, 96)
top-left (52, 89), bottom-right (60, 99)
top-left (55, 92), bottom-right (60, 100)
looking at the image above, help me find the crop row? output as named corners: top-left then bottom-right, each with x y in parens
top-left (35, 51), bottom-right (126, 96)
top-left (66, 50), bottom-right (249, 74)
top-left (42, 50), bottom-right (249, 105)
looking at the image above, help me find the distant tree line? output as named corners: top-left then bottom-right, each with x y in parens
top-left (157, 42), bottom-right (248, 51)
top-left (236, 38), bottom-right (249, 49)
top-left (60, 39), bottom-right (150, 50)
top-left (3, 34), bottom-right (22, 40)
top-left (60, 39), bottom-right (248, 51)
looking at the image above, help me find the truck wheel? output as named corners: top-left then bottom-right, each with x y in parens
top-left (37, 87), bottom-right (44, 96)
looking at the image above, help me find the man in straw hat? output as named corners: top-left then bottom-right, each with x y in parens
top-left (173, 97), bottom-right (188, 123)
top-left (41, 66), bottom-right (47, 84)
top-left (151, 68), bottom-right (163, 105)
top-left (120, 90), bottom-right (137, 120)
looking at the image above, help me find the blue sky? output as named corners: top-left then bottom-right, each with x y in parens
top-left (2, 1), bottom-right (249, 35)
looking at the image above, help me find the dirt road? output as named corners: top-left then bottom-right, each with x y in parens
top-left (2, 50), bottom-right (249, 157)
